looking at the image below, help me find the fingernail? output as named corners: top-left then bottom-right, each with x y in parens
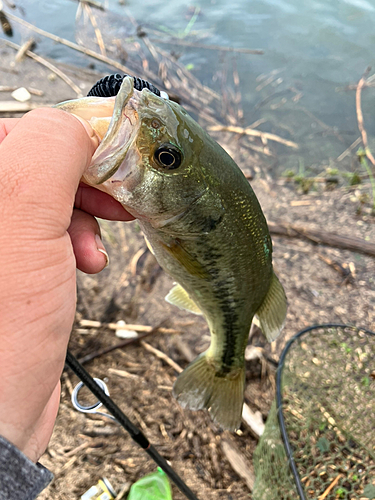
top-left (95, 234), bottom-right (109, 268)
top-left (71, 114), bottom-right (100, 149)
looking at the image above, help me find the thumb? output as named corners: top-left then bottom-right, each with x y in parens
top-left (0, 108), bottom-right (99, 236)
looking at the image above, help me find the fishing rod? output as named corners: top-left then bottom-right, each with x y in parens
top-left (65, 350), bottom-right (199, 500)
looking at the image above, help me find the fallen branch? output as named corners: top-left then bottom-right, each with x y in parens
top-left (208, 124), bottom-right (298, 149)
top-left (356, 67), bottom-right (375, 169)
top-left (268, 221), bottom-right (375, 258)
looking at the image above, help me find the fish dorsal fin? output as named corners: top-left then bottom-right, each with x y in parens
top-left (255, 272), bottom-right (287, 342)
top-left (165, 284), bottom-right (203, 315)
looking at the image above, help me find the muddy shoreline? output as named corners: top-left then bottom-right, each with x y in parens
top-left (1, 44), bottom-right (374, 500)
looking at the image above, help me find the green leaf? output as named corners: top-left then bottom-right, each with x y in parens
top-left (362, 376), bottom-right (370, 387)
top-left (363, 484), bottom-right (375, 499)
top-left (336, 488), bottom-right (347, 499)
top-left (317, 437), bottom-right (330, 453)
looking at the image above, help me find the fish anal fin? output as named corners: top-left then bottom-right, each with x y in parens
top-left (165, 284), bottom-right (203, 315)
top-left (255, 272), bottom-right (287, 342)
top-left (173, 352), bottom-right (245, 431)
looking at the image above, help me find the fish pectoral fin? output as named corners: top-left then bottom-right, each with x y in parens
top-left (255, 271), bottom-right (287, 342)
top-left (173, 353), bottom-right (245, 431)
top-left (165, 284), bottom-right (203, 315)
top-left (161, 240), bottom-right (209, 279)
top-left (144, 235), bottom-right (155, 256)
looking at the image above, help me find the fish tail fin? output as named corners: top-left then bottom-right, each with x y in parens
top-left (172, 352), bottom-right (245, 431)
top-left (255, 271), bottom-right (287, 342)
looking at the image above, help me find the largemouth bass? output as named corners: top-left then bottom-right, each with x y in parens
top-left (56, 75), bottom-right (287, 430)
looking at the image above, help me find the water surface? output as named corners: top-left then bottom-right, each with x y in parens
top-left (2, 0), bottom-right (375, 176)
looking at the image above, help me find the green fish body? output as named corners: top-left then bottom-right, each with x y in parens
top-left (56, 76), bottom-right (287, 430)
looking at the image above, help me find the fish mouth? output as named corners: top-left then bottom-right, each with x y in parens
top-left (55, 75), bottom-right (140, 186)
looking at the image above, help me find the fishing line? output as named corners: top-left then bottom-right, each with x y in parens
top-left (276, 323), bottom-right (375, 500)
top-left (65, 350), bottom-right (200, 500)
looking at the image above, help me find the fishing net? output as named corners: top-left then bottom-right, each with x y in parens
top-left (253, 324), bottom-right (375, 500)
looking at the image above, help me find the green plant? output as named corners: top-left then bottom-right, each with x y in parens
top-left (336, 487), bottom-right (348, 498)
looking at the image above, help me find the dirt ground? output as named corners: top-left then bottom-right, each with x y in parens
top-left (1, 45), bottom-right (375, 500)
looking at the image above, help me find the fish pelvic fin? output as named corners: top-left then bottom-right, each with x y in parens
top-left (165, 283), bottom-right (203, 315)
top-left (255, 271), bottom-right (287, 342)
top-left (172, 353), bottom-right (245, 431)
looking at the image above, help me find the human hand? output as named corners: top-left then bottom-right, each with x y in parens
top-left (0, 108), bottom-right (133, 463)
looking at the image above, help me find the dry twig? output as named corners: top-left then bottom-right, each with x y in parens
top-left (114, 483), bottom-right (131, 500)
top-left (318, 473), bottom-right (343, 500)
top-left (76, 0), bottom-right (105, 9)
top-left (242, 404), bottom-right (265, 437)
top-left (337, 136), bottom-right (362, 162)
top-left (151, 36), bottom-right (264, 55)
top-left (208, 124), bottom-right (298, 149)
top-left (15, 37), bottom-right (35, 62)
top-left (76, 322), bottom-right (176, 364)
top-left (221, 440), bottom-right (255, 492)
top-left (317, 253), bottom-right (354, 284)
top-left (108, 367), bottom-right (140, 380)
top-left (299, 105), bottom-right (345, 143)
top-left (79, 318), bottom-right (178, 334)
top-left (3, 39), bottom-right (82, 96)
top-left (140, 340), bottom-right (183, 373)
top-left (0, 100), bottom-right (42, 112)
top-left (83, 2), bottom-right (107, 56)
top-left (5, 11), bottom-right (134, 75)
top-left (356, 67), bottom-right (375, 169)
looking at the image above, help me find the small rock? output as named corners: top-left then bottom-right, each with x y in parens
top-left (11, 87), bottom-right (31, 102)
top-left (115, 320), bottom-right (138, 339)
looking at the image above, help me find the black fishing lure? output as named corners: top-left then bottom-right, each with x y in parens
top-left (87, 73), bottom-right (161, 98)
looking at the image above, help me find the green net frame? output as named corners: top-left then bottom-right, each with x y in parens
top-left (253, 324), bottom-right (375, 500)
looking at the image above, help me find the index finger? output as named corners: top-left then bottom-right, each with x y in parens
top-left (0, 118), bottom-right (20, 144)
top-left (0, 108), bottom-right (99, 234)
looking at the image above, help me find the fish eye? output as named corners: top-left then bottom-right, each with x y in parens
top-left (154, 144), bottom-right (182, 170)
